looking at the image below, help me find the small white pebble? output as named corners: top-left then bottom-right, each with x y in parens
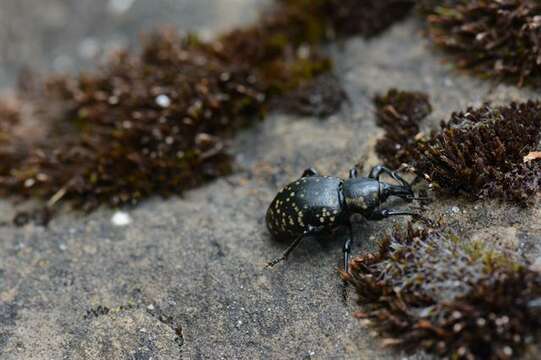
top-left (108, 0), bottom-right (136, 15)
top-left (147, 304), bottom-right (155, 311)
top-left (450, 206), bottom-right (460, 214)
top-left (24, 178), bottom-right (35, 188)
top-left (111, 211), bottom-right (132, 226)
top-left (78, 37), bottom-right (100, 59)
top-left (155, 94), bottom-right (172, 108)
top-left (59, 243), bottom-right (67, 251)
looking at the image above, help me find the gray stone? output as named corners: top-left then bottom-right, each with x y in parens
top-left (1, 1), bottom-right (541, 359)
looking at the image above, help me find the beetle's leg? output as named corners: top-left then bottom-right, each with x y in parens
top-left (302, 168), bottom-right (319, 178)
top-left (367, 208), bottom-right (431, 224)
top-left (265, 234), bottom-right (305, 268)
top-left (369, 165), bottom-right (409, 187)
top-left (349, 167), bottom-right (359, 179)
top-left (266, 226), bottom-right (324, 268)
top-left (343, 226), bottom-right (353, 274)
top-left (341, 223), bottom-right (354, 301)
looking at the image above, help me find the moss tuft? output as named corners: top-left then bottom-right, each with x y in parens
top-left (374, 94), bottom-right (541, 206)
top-left (415, 101), bottom-right (541, 205)
top-left (374, 89), bottom-right (432, 169)
top-left (0, 30), bottom-right (265, 210)
top-left (346, 222), bottom-right (541, 359)
top-left (423, 0), bottom-right (541, 87)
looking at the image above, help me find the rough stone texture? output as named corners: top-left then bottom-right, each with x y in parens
top-left (1, 1), bottom-right (541, 359)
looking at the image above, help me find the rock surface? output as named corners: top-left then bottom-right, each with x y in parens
top-left (1, 1), bottom-right (541, 359)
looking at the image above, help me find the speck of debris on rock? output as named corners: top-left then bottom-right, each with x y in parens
top-left (111, 211), bottom-right (132, 226)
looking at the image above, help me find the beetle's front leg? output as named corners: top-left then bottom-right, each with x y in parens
top-left (369, 165), bottom-right (409, 187)
top-left (367, 208), bottom-right (431, 224)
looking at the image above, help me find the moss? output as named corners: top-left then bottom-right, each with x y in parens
top-left (271, 74), bottom-right (346, 117)
top-left (415, 101), bottom-right (541, 205)
top-left (415, 0), bottom-right (462, 15)
top-left (422, 0), bottom-right (541, 87)
top-left (0, 30), bottom-right (266, 210)
top-left (374, 89), bottom-right (432, 169)
top-left (345, 222), bottom-right (541, 359)
top-left (374, 95), bottom-right (541, 206)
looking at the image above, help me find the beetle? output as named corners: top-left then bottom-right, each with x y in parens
top-left (265, 165), bottom-right (422, 274)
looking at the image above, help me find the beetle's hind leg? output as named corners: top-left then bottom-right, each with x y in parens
top-left (265, 226), bottom-right (323, 268)
top-left (301, 168), bottom-right (319, 177)
top-left (265, 234), bottom-right (305, 268)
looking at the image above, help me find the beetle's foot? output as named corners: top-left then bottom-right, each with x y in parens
top-left (341, 282), bottom-right (349, 303)
top-left (265, 256), bottom-right (286, 269)
top-left (411, 213), bottom-right (434, 226)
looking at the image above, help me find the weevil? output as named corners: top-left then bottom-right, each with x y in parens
top-left (265, 165), bottom-right (422, 273)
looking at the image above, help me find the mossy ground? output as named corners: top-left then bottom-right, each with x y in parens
top-left (346, 221), bottom-right (541, 359)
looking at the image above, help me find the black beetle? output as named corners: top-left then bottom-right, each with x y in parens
top-left (265, 165), bottom-right (422, 273)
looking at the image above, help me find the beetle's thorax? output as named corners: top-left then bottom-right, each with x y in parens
top-left (341, 177), bottom-right (381, 215)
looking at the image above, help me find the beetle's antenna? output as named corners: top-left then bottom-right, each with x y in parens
top-left (265, 234), bottom-right (305, 268)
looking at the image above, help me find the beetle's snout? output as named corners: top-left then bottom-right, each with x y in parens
top-left (381, 182), bottom-right (414, 203)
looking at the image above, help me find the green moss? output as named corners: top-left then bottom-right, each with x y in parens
top-left (346, 222), bottom-right (541, 359)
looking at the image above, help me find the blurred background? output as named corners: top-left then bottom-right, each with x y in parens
top-left (0, 0), bottom-right (268, 87)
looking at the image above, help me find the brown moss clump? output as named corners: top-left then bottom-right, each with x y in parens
top-left (374, 96), bottom-right (541, 206)
top-left (279, 0), bottom-right (416, 40)
top-left (345, 222), bottom-right (541, 359)
top-left (271, 74), bottom-right (347, 117)
top-left (0, 31), bottom-right (265, 210)
top-left (415, 101), bottom-right (541, 205)
top-left (216, 0), bottom-right (415, 99)
top-left (424, 0), bottom-right (541, 87)
top-left (374, 89), bottom-right (432, 169)
top-left (416, 0), bottom-right (462, 15)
